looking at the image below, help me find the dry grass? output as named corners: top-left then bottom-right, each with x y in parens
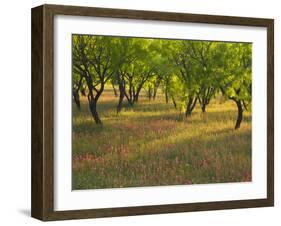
top-left (72, 88), bottom-right (251, 189)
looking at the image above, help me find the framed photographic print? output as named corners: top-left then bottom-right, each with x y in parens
top-left (31, 4), bottom-right (274, 221)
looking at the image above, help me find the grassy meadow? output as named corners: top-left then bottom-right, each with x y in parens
top-left (72, 87), bottom-right (252, 190)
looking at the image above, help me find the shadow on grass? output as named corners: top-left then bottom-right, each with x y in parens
top-left (132, 101), bottom-right (174, 112)
top-left (73, 127), bottom-right (251, 190)
top-left (138, 125), bottom-right (250, 161)
top-left (73, 102), bottom-right (251, 138)
top-left (115, 108), bottom-right (251, 125)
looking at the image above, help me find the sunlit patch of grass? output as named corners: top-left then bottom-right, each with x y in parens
top-left (72, 88), bottom-right (251, 189)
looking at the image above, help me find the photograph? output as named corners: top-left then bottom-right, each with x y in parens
top-left (71, 34), bottom-right (252, 190)
top-left (30, 3), bottom-right (274, 221)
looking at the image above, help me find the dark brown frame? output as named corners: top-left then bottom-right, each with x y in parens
top-left (31, 4), bottom-right (274, 221)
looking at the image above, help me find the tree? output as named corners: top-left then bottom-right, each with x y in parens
top-left (152, 40), bottom-right (177, 105)
top-left (72, 35), bottom-right (115, 124)
top-left (172, 40), bottom-right (200, 116)
top-left (218, 43), bottom-right (252, 129)
top-left (109, 37), bottom-right (148, 112)
top-left (165, 73), bottom-right (184, 110)
top-left (72, 35), bottom-right (252, 129)
top-left (180, 41), bottom-right (219, 113)
top-left (123, 58), bottom-right (155, 105)
top-left (118, 39), bottom-right (157, 106)
top-left (108, 37), bottom-right (133, 113)
top-left (144, 74), bottom-right (162, 101)
top-left (72, 71), bottom-right (83, 110)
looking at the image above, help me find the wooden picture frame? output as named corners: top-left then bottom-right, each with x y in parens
top-left (31, 4), bottom-right (274, 221)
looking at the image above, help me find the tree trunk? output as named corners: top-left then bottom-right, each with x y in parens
top-left (153, 87), bottom-right (158, 100)
top-left (73, 91), bottom-right (81, 110)
top-left (198, 96), bottom-right (207, 113)
top-left (234, 100), bottom-right (243, 129)
top-left (172, 97), bottom-right (177, 109)
top-left (201, 104), bottom-right (206, 113)
top-left (148, 87), bottom-right (152, 101)
top-left (89, 99), bottom-right (102, 124)
top-left (165, 89), bottom-right (169, 104)
top-left (128, 83), bottom-right (133, 104)
top-left (116, 75), bottom-right (126, 113)
top-left (185, 101), bottom-right (192, 117)
top-left (81, 88), bottom-right (86, 96)
top-left (117, 86), bottom-right (125, 113)
top-left (112, 84), bottom-right (118, 97)
top-left (134, 93), bottom-right (139, 102)
top-left (185, 97), bottom-right (197, 117)
top-left (125, 92), bottom-right (134, 106)
top-left (134, 87), bottom-right (141, 103)
top-left (242, 100), bottom-right (248, 111)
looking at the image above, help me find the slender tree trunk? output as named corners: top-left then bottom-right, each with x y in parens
top-left (117, 93), bottom-right (124, 113)
top-left (234, 100), bottom-right (243, 129)
top-left (242, 100), bottom-right (248, 111)
top-left (185, 97), bottom-right (197, 117)
top-left (134, 92), bottom-right (140, 102)
top-left (116, 74), bottom-right (125, 113)
top-left (198, 96), bottom-right (207, 113)
top-left (73, 91), bottom-right (81, 110)
top-left (89, 99), bottom-right (102, 124)
top-left (172, 97), bottom-right (177, 109)
top-left (86, 80), bottom-right (104, 125)
top-left (112, 83), bottom-right (118, 97)
top-left (153, 79), bottom-right (160, 100)
top-left (185, 98), bottom-right (193, 117)
top-left (153, 87), bottom-right (158, 100)
top-left (73, 77), bottom-right (83, 110)
top-left (125, 92), bottom-right (134, 106)
top-left (201, 104), bottom-right (206, 113)
top-left (148, 87), bottom-right (152, 101)
top-left (128, 83), bottom-right (133, 104)
top-left (81, 88), bottom-right (86, 96)
top-left (134, 86), bottom-right (142, 103)
top-left (117, 85), bottom-right (125, 113)
top-left (165, 89), bottom-right (169, 104)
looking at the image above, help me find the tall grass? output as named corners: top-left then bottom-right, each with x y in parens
top-left (72, 88), bottom-right (251, 189)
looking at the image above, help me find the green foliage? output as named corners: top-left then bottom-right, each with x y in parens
top-left (218, 43), bottom-right (252, 107)
top-left (72, 34), bottom-right (252, 126)
top-left (73, 35), bottom-right (116, 83)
